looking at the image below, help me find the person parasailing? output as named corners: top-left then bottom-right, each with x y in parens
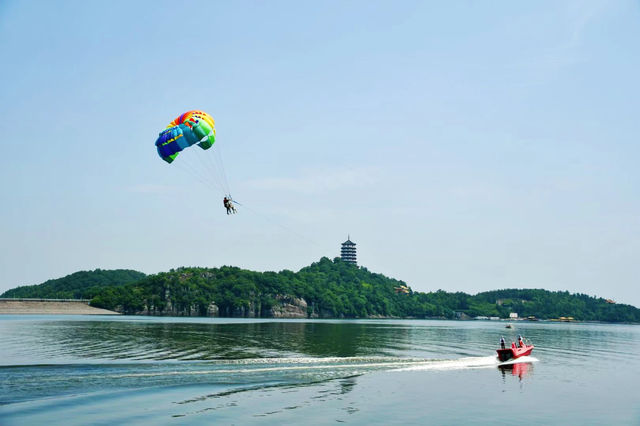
top-left (154, 110), bottom-right (237, 216)
top-left (223, 195), bottom-right (237, 215)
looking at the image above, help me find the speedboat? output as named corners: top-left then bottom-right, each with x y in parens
top-left (497, 340), bottom-right (534, 362)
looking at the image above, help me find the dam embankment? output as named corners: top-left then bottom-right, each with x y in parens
top-left (0, 299), bottom-right (120, 315)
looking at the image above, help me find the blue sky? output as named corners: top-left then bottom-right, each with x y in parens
top-left (1, 0), bottom-right (639, 306)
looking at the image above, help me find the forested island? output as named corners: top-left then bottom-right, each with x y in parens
top-left (2, 269), bottom-right (146, 300)
top-left (2, 258), bottom-right (638, 323)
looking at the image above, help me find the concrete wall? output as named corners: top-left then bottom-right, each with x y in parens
top-left (0, 299), bottom-right (120, 315)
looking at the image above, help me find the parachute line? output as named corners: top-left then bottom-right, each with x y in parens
top-left (155, 110), bottom-right (233, 199)
top-left (237, 202), bottom-right (322, 249)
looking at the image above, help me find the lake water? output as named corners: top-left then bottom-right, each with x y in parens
top-left (1, 316), bottom-right (638, 425)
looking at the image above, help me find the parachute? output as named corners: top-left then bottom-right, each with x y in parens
top-left (155, 110), bottom-right (216, 163)
top-left (154, 110), bottom-right (233, 203)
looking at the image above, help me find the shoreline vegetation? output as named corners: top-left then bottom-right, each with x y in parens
top-left (2, 258), bottom-right (639, 323)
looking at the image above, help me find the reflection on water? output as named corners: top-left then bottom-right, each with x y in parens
top-left (1, 317), bottom-right (639, 425)
top-left (5, 317), bottom-right (638, 365)
top-left (499, 361), bottom-right (533, 381)
top-left (1, 318), bottom-right (510, 364)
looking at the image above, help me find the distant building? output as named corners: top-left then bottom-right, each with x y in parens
top-left (509, 312), bottom-right (518, 319)
top-left (341, 236), bottom-right (357, 265)
top-left (394, 285), bottom-right (410, 294)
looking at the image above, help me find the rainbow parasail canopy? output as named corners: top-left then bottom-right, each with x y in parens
top-left (155, 110), bottom-right (216, 163)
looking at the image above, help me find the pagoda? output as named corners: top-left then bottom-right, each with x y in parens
top-left (340, 236), bottom-right (357, 265)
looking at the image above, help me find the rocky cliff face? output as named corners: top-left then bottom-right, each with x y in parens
top-left (269, 296), bottom-right (307, 318)
top-left (207, 302), bottom-right (219, 317)
top-left (118, 294), bottom-right (311, 318)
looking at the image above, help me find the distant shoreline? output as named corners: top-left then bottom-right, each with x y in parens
top-left (0, 299), bottom-right (119, 315)
top-left (0, 302), bottom-right (636, 324)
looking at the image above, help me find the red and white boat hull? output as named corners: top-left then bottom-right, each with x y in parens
top-left (497, 344), bottom-right (534, 362)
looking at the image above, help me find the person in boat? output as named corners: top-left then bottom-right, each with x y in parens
top-left (500, 337), bottom-right (506, 349)
top-left (518, 335), bottom-right (524, 348)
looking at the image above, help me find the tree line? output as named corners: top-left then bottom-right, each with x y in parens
top-left (2, 259), bottom-right (638, 322)
top-left (1, 269), bottom-right (146, 300)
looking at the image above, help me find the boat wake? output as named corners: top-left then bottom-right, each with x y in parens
top-left (497, 355), bottom-right (538, 366)
top-left (1, 355), bottom-right (541, 407)
top-left (100, 355), bottom-right (540, 379)
top-left (393, 355), bottom-right (538, 372)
